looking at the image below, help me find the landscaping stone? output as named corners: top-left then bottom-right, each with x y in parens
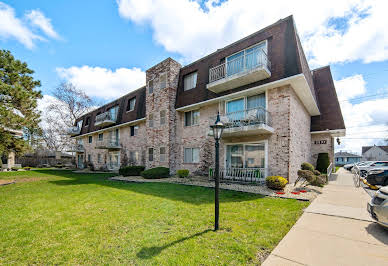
top-left (109, 175), bottom-right (322, 201)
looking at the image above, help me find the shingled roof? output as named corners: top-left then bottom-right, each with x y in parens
top-left (335, 151), bottom-right (361, 158)
top-left (362, 146), bottom-right (388, 154)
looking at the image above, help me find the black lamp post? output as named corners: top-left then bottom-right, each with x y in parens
top-left (210, 112), bottom-right (224, 231)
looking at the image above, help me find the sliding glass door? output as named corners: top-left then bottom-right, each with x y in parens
top-left (226, 143), bottom-right (265, 169)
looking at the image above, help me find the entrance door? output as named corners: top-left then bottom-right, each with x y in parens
top-left (78, 154), bottom-right (84, 169)
top-left (108, 152), bottom-right (120, 170)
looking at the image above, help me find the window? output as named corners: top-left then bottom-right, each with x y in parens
top-left (148, 148), bottom-right (154, 161)
top-left (160, 147), bottom-right (166, 162)
top-left (85, 117), bottom-right (90, 127)
top-left (88, 136), bottom-right (93, 143)
top-left (77, 120), bottom-right (83, 129)
top-left (130, 125), bottom-right (139, 136)
top-left (184, 72), bottom-right (197, 91)
top-left (148, 80), bottom-right (154, 94)
top-left (160, 110), bottom-right (166, 125)
top-left (184, 110), bottom-right (199, 126)
top-left (97, 154), bottom-right (102, 163)
top-left (108, 106), bottom-right (118, 120)
top-left (149, 114), bottom-right (154, 127)
top-left (98, 133), bottom-right (103, 141)
top-left (160, 73), bottom-right (167, 89)
top-left (126, 97), bottom-right (136, 112)
top-left (88, 154), bottom-right (91, 162)
top-left (129, 151), bottom-right (139, 163)
top-left (184, 148), bottom-right (200, 163)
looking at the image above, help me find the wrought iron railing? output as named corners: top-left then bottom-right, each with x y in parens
top-left (209, 49), bottom-right (270, 83)
top-left (67, 126), bottom-right (80, 135)
top-left (209, 107), bottom-right (272, 129)
top-left (209, 167), bottom-right (266, 184)
top-left (95, 111), bottom-right (117, 126)
top-left (68, 144), bottom-right (84, 152)
top-left (96, 138), bottom-right (120, 149)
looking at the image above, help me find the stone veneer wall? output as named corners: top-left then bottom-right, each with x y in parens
top-left (145, 58), bottom-right (181, 173)
top-left (311, 133), bottom-right (334, 167)
top-left (288, 88), bottom-right (311, 183)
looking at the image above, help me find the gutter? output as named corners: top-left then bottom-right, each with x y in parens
top-left (311, 129), bottom-right (346, 137)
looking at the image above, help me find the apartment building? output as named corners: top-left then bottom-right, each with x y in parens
top-left (69, 16), bottom-right (345, 183)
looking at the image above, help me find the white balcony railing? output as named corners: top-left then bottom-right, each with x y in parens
top-left (68, 144), bottom-right (84, 153)
top-left (209, 167), bottom-right (266, 184)
top-left (96, 138), bottom-right (121, 150)
top-left (210, 107), bottom-right (272, 129)
top-left (209, 49), bottom-right (270, 83)
top-left (95, 111), bottom-right (117, 126)
top-left (67, 126), bottom-right (81, 136)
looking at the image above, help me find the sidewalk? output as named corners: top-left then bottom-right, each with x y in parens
top-left (262, 168), bottom-right (388, 266)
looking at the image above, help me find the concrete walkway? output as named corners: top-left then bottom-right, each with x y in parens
top-left (263, 168), bottom-right (388, 266)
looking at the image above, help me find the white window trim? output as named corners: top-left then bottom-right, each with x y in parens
top-left (224, 92), bottom-right (266, 113)
top-left (183, 71), bottom-right (198, 91)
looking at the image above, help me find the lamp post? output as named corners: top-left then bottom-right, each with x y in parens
top-left (210, 112), bottom-right (224, 231)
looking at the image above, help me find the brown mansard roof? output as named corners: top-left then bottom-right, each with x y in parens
top-left (74, 15), bottom-right (344, 135)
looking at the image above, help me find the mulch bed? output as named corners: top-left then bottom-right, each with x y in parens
top-left (0, 180), bottom-right (16, 186)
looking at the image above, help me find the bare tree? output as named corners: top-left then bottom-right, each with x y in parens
top-left (41, 83), bottom-right (96, 151)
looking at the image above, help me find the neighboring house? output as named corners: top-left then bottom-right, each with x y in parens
top-left (69, 16), bottom-right (345, 183)
top-left (16, 150), bottom-right (74, 167)
top-left (362, 145), bottom-right (388, 161)
top-left (0, 127), bottom-right (23, 169)
top-left (335, 151), bottom-right (361, 166)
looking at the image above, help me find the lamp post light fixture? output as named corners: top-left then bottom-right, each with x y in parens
top-left (210, 112), bottom-right (224, 231)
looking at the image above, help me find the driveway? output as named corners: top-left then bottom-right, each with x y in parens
top-left (262, 168), bottom-right (388, 266)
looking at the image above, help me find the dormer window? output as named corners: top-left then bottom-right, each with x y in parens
top-left (77, 120), bottom-right (83, 129)
top-left (127, 97), bottom-right (136, 112)
top-left (184, 72), bottom-right (197, 91)
top-left (85, 117), bottom-right (90, 127)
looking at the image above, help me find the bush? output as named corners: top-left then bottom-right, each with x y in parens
top-left (141, 167), bottom-right (170, 179)
top-left (311, 174), bottom-right (327, 187)
top-left (11, 166), bottom-right (20, 171)
top-left (266, 176), bottom-right (288, 190)
top-left (177, 169), bottom-right (189, 178)
top-left (316, 153), bottom-right (330, 173)
top-left (313, 169), bottom-right (321, 176)
top-left (301, 162), bottom-right (314, 171)
top-left (119, 166), bottom-right (145, 176)
top-left (297, 170), bottom-right (316, 183)
top-left (23, 167), bottom-right (31, 171)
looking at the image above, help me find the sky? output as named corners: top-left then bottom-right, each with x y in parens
top-left (1, 0), bottom-right (388, 154)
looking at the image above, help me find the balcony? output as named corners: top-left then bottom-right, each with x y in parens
top-left (95, 111), bottom-right (117, 127)
top-left (96, 138), bottom-right (121, 150)
top-left (67, 126), bottom-right (80, 136)
top-left (207, 49), bottom-right (271, 93)
top-left (210, 107), bottom-right (274, 137)
top-left (67, 144), bottom-right (85, 153)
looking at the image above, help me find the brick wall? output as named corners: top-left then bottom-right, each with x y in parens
top-left (311, 133), bottom-right (334, 167)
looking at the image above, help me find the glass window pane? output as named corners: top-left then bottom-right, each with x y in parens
top-left (184, 148), bottom-right (192, 163)
top-left (247, 93), bottom-right (265, 109)
top-left (148, 80), bottom-right (153, 94)
top-left (160, 74), bottom-right (167, 89)
top-left (192, 148), bottom-right (200, 163)
top-left (226, 98), bottom-right (245, 113)
top-left (192, 110), bottom-right (199, 125)
top-left (185, 112), bottom-right (192, 126)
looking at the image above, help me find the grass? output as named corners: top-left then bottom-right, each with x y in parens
top-left (0, 170), bottom-right (308, 265)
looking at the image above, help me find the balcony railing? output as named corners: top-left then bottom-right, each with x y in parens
top-left (95, 111), bottom-right (117, 127)
top-left (67, 126), bottom-right (81, 136)
top-left (209, 167), bottom-right (266, 184)
top-left (68, 144), bottom-right (84, 153)
top-left (209, 49), bottom-right (271, 83)
top-left (210, 106), bottom-right (272, 130)
top-left (96, 138), bottom-right (121, 150)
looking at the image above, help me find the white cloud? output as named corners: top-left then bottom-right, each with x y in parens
top-left (56, 66), bottom-right (146, 100)
top-left (334, 75), bottom-right (388, 153)
top-left (0, 2), bottom-right (59, 49)
top-left (25, 10), bottom-right (60, 39)
top-left (0, 2), bottom-right (42, 49)
top-left (117, 0), bottom-right (388, 66)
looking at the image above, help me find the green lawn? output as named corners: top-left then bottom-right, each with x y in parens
top-left (0, 170), bottom-right (308, 265)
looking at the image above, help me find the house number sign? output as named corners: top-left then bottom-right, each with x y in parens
top-left (314, 140), bottom-right (327, 144)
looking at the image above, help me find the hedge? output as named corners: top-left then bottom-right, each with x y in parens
top-left (119, 166), bottom-right (145, 176)
top-left (141, 167), bottom-right (170, 179)
top-left (301, 162), bottom-right (314, 171)
top-left (176, 169), bottom-right (189, 178)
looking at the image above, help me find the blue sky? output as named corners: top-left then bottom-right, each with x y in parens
top-left (1, 0), bottom-right (388, 152)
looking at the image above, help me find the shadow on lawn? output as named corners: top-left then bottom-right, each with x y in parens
top-left (136, 229), bottom-right (212, 259)
top-left (36, 170), bottom-right (265, 205)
